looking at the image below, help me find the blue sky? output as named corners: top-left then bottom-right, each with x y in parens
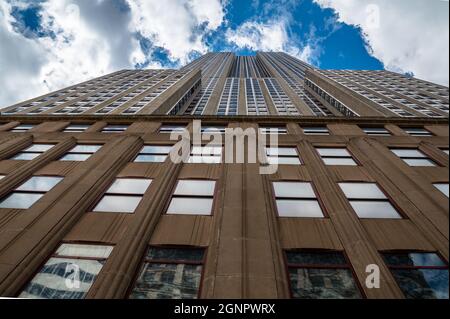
top-left (0, 0), bottom-right (448, 107)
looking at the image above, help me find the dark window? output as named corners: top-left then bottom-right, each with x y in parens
top-left (129, 247), bottom-right (205, 299)
top-left (316, 148), bottom-right (358, 166)
top-left (383, 252), bottom-right (448, 299)
top-left (286, 251), bottom-right (361, 299)
top-left (11, 144), bottom-right (55, 161)
top-left (167, 180), bottom-right (216, 215)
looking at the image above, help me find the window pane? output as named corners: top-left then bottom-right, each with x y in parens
top-left (317, 148), bottom-right (350, 157)
top-left (434, 184), bottom-right (449, 197)
top-left (135, 155), bottom-right (167, 163)
top-left (174, 180), bottom-right (215, 196)
top-left (0, 193), bottom-right (43, 209)
top-left (390, 269), bottom-right (448, 299)
top-left (339, 183), bottom-right (387, 199)
top-left (93, 195), bottom-right (142, 213)
top-left (289, 268), bottom-right (361, 299)
top-left (56, 244), bottom-right (113, 259)
top-left (129, 263), bottom-right (202, 299)
top-left (106, 179), bottom-right (152, 195)
top-left (273, 182), bottom-right (316, 198)
top-left (19, 257), bottom-right (105, 299)
top-left (391, 149), bottom-right (426, 158)
top-left (167, 198), bottom-right (213, 215)
top-left (323, 158), bottom-right (357, 166)
top-left (286, 251), bottom-right (347, 265)
top-left (141, 146), bottom-right (172, 154)
top-left (191, 146), bottom-right (222, 156)
top-left (268, 157), bottom-right (301, 165)
top-left (0, 175), bottom-right (4, 180)
top-left (266, 148), bottom-right (298, 156)
top-left (70, 145), bottom-right (102, 153)
top-left (276, 200), bottom-right (324, 218)
top-left (187, 155), bottom-right (222, 164)
top-left (147, 248), bottom-right (204, 262)
top-left (12, 153), bottom-right (40, 161)
top-left (350, 201), bottom-right (402, 219)
top-left (60, 154), bottom-right (92, 161)
top-left (403, 159), bottom-right (436, 167)
top-left (383, 253), bottom-right (447, 267)
top-left (17, 176), bottom-right (63, 192)
top-left (24, 144), bottom-right (54, 152)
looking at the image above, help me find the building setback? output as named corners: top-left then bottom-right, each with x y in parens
top-left (0, 52), bottom-right (448, 299)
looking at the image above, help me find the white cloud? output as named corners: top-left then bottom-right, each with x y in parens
top-left (314, 0), bottom-right (450, 86)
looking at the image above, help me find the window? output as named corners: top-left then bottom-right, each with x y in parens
top-left (101, 125), bottom-right (129, 133)
top-left (265, 147), bottom-right (301, 165)
top-left (159, 124), bottom-right (187, 134)
top-left (383, 252), bottom-right (448, 299)
top-left (129, 247), bottom-right (205, 299)
top-left (10, 124), bottom-right (35, 132)
top-left (302, 126), bottom-right (329, 135)
top-left (201, 125), bottom-right (227, 134)
top-left (11, 144), bottom-right (55, 161)
top-left (0, 175), bottom-right (5, 180)
top-left (93, 178), bottom-right (152, 214)
top-left (188, 146), bottom-right (222, 164)
top-left (441, 148), bottom-right (449, 156)
top-left (285, 251), bottom-right (361, 299)
top-left (63, 124), bottom-right (90, 133)
top-left (166, 180), bottom-right (216, 215)
top-left (434, 183), bottom-right (449, 197)
top-left (19, 243), bottom-right (114, 299)
top-left (339, 183), bottom-right (402, 219)
top-left (0, 176), bottom-right (63, 209)
top-left (391, 148), bottom-right (437, 167)
top-left (316, 148), bottom-right (358, 166)
top-left (402, 127), bottom-right (433, 137)
top-left (134, 145), bottom-right (172, 163)
top-left (259, 125), bottom-right (288, 135)
top-left (361, 127), bottom-right (391, 136)
top-left (60, 145), bottom-right (102, 161)
top-left (273, 182), bottom-right (324, 218)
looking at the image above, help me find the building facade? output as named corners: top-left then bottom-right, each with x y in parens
top-left (0, 52), bottom-right (448, 299)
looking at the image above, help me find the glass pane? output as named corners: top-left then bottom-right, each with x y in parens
top-left (286, 251), bottom-right (347, 266)
top-left (434, 184), bottom-right (449, 197)
top-left (93, 195), bottom-right (142, 213)
top-left (187, 155), bottom-right (222, 164)
top-left (339, 183), bottom-right (387, 199)
top-left (56, 244), bottom-right (113, 259)
top-left (0, 175), bottom-right (4, 180)
top-left (383, 253), bottom-right (447, 267)
top-left (70, 145), bottom-right (102, 154)
top-left (276, 200), bottom-right (324, 218)
top-left (303, 127), bottom-right (329, 134)
top-left (147, 248), bottom-right (204, 262)
top-left (141, 146), bottom-right (173, 154)
top-left (12, 153), bottom-right (40, 161)
top-left (106, 179), bottom-right (152, 195)
top-left (174, 180), bottom-right (215, 196)
top-left (391, 149), bottom-right (426, 158)
top-left (135, 155), bottom-right (167, 163)
top-left (24, 144), bottom-right (55, 152)
top-left (167, 198), bottom-right (213, 215)
top-left (350, 201), bottom-right (402, 219)
top-left (268, 157), bottom-right (301, 165)
top-left (17, 176), bottom-right (63, 192)
top-left (129, 263), bottom-right (202, 299)
top-left (191, 146), bottom-right (222, 156)
top-left (273, 182), bottom-right (316, 198)
top-left (317, 148), bottom-right (350, 157)
top-left (403, 159), bottom-right (436, 167)
top-left (60, 154), bottom-right (92, 162)
top-left (0, 193), bottom-right (43, 209)
top-left (323, 158), bottom-right (357, 166)
top-left (266, 148), bottom-right (298, 156)
top-left (391, 269), bottom-right (448, 299)
top-left (289, 268), bottom-right (361, 299)
top-left (19, 257), bottom-right (105, 299)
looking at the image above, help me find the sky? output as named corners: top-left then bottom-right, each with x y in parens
top-left (0, 0), bottom-right (449, 108)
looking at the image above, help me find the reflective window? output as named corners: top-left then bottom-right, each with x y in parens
top-left (135, 145), bottom-right (173, 163)
top-left (167, 180), bottom-right (216, 215)
top-left (286, 251), bottom-right (361, 299)
top-left (402, 127), bottom-right (433, 137)
top-left (273, 182), bottom-right (324, 218)
top-left (159, 124), bottom-right (187, 134)
top-left (130, 247), bottom-right (205, 299)
top-left (383, 252), bottom-right (448, 299)
top-left (434, 183), bottom-right (449, 197)
top-left (339, 183), bottom-right (402, 219)
top-left (391, 148), bottom-right (437, 167)
top-left (361, 127), bottom-right (391, 136)
top-left (316, 148), bottom-right (357, 166)
top-left (188, 146), bottom-right (222, 164)
top-left (0, 176), bottom-right (63, 209)
top-left (266, 147), bottom-right (301, 165)
top-left (441, 148), bottom-right (449, 156)
top-left (60, 145), bottom-right (102, 162)
top-left (93, 178), bottom-right (152, 214)
top-left (63, 124), bottom-right (90, 133)
top-left (259, 125), bottom-right (288, 135)
top-left (0, 175), bottom-right (5, 180)
top-left (11, 144), bottom-right (55, 161)
top-left (302, 126), bottom-right (329, 135)
top-left (201, 125), bottom-right (227, 134)
top-left (101, 125), bottom-right (129, 133)
top-left (19, 243), bottom-right (113, 299)
top-left (10, 124), bottom-right (35, 132)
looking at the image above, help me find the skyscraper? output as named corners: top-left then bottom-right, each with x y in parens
top-left (0, 52), bottom-right (448, 299)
